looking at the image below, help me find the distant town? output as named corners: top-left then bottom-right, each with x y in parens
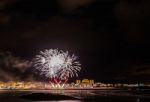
top-left (0, 79), bottom-right (149, 90)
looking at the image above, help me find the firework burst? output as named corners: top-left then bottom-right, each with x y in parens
top-left (34, 49), bottom-right (81, 80)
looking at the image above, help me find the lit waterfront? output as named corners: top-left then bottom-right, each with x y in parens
top-left (0, 80), bottom-right (150, 102)
top-left (0, 81), bottom-right (114, 90)
top-left (0, 81), bottom-right (149, 90)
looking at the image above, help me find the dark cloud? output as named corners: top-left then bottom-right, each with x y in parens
top-left (0, 52), bottom-right (33, 82)
top-left (115, 64), bottom-right (150, 83)
top-left (58, 0), bottom-right (95, 12)
top-left (115, 0), bottom-right (150, 42)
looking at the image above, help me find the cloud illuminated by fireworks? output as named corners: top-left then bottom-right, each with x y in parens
top-left (34, 49), bottom-right (81, 80)
top-left (0, 52), bottom-right (32, 81)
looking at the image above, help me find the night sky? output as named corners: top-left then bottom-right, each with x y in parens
top-left (0, 0), bottom-right (150, 83)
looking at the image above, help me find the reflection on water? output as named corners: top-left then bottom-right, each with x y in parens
top-left (49, 90), bottom-right (66, 94)
top-left (58, 101), bottom-right (81, 102)
top-left (0, 90), bottom-right (150, 102)
top-left (37, 100), bottom-right (82, 102)
top-left (136, 98), bottom-right (140, 102)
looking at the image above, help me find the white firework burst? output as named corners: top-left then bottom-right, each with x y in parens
top-left (34, 49), bottom-right (81, 80)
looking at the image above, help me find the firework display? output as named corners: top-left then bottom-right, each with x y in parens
top-left (34, 49), bottom-right (81, 80)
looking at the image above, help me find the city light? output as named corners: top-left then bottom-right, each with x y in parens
top-left (0, 80), bottom-right (147, 90)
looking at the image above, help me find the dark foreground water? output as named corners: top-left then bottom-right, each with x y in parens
top-left (0, 90), bottom-right (150, 102)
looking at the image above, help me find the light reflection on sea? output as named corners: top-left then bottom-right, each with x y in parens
top-left (37, 101), bottom-right (82, 102)
top-left (0, 90), bottom-right (150, 102)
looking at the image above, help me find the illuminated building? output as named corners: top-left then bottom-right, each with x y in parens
top-left (76, 79), bottom-right (95, 85)
top-left (82, 79), bottom-right (94, 84)
top-left (89, 80), bottom-right (94, 84)
top-left (82, 79), bottom-right (90, 84)
top-left (76, 80), bottom-right (81, 84)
